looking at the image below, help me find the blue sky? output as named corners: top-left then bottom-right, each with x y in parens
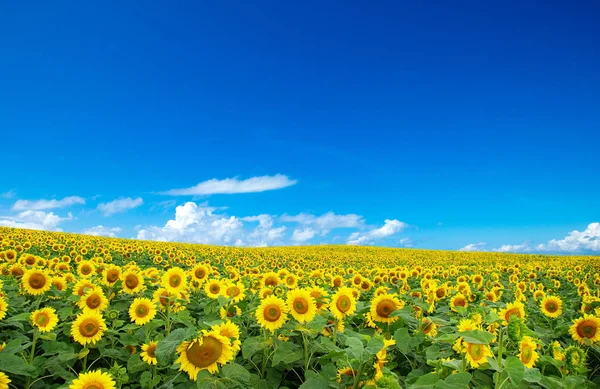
top-left (1, 1), bottom-right (599, 253)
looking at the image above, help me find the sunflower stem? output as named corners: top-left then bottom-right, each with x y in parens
top-left (25, 330), bottom-right (39, 389)
top-left (302, 331), bottom-right (310, 374)
top-left (495, 327), bottom-right (505, 389)
top-left (165, 296), bottom-right (172, 335)
top-left (351, 362), bottom-right (366, 389)
top-left (332, 319), bottom-right (338, 345)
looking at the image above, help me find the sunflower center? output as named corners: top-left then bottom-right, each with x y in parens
top-left (336, 296), bottom-right (351, 313)
top-left (79, 319), bottom-right (100, 337)
top-left (36, 313), bottom-right (49, 326)
top-left (87, 295), bottom-right (101, 309)
top-left (81, 266), bottom-right (92, 275)
top-left (376, 300), bottom-right (396, 318)
top-left (521, 346), bottom-right (532, 363)
top-left (468, 343), bottom-right (484, 360)
top-left (578, 321), bottom-right (597, 338)
top-left (265, 276), bottom-right (278, 286)
top-left (436, 289), bottom-right (446, 298)
top-left (210, 284), bottom-right (220, 294)
top-left (125, 275), bottom-right (139, 289)
top-left (286, 277), bottom-right (295, 285)
top-left (136, 305), bottom-right (149, 317)
top-left (293, 298), bottom-right (309, 314)
top-left (454, 298), bottom-right (466, 307)
top-left (545, 302), bottom-right (557, 312)
top-left (195, 269), bottom-right (206, 279)
top-left (264, 304), bottom-right (281, 322)
top-left (29, 273), bottom-right (46, 289)
top-left (422, 321), bottom-right (432, 333)
top-left (169, 275), bottom-right (181, 288)
top-left (147, 345), bottom-right (156, 358)
top-left (504, 307), bottom-right (521, 321)
top-left (84, 385), bottom-right (102, 389)
top-left (186, 337), bottom-right (223, 368)
top-left (227, 286), bottom-right (240, 297)
top-left (333, 278), bottom-right (342, 287)
top-left (107, 271), bottom-right (119, 282)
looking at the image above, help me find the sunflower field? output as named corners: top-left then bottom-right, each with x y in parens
top-left (0, 227), bottom-right (599, 389)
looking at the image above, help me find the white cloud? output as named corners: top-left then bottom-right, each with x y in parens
top-left (494, 243), bottom-right (531, 253)
top-left (0, 210), bottom-right (72, 231)
top-left (98, 197), bottom-right (144, 216)
top-left (291, 227), bottom-right (317, 242)
top-left (137, 202), bottom-right (243, 244)
top-left (82, 225), bottom-right (122, 238)
top-left (281, 211), bottom-right (364, 236)
top-left (536, 222), bottom-right (600, 253)
top-left (347, 219), bottom-right (408, 245)
top-left (1, 190), bottom-right (16, 199)
top-left (459, 242), bottom-right (487, 252)
top-left (243, 214), bottom-right (287, 245)
top-left (161, 174), bottom-right (297, 196)
top-left (399, 238), bottom-right (413, 247)
top-left (12, 196), bottom-right (85, 211)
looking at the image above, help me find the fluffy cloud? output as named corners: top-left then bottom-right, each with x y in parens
top-left (347, 219), bottom-right (408, 245)
top-left (291, 227), bottom-right (317, 243)
top-left (281, 212), bottom-right (363, 231)
top-left (137, 202), bottom-right (243, 244)
top-left (1, 190), bottom-right (16, 199)
top-left (161, 174), bottom-right (297, 196)
top-left (98, 197), bottom-right (144, 216)
top-left (0, 210), bottom-right (72, 231)
top-left (399, 238), bottom-right (413, 247)
top-left (536, 222), bottom-right (600, 253)
top-left (494, 243), bottom-right (531, 253)
top-left (459, 242), bottom-right (487, 252)
top-left (82, 225), bottom-right (123, 238)
top-left (12, 196), bottom-right (85, 211)
top-left (243, 215), bottom-right (287, 245)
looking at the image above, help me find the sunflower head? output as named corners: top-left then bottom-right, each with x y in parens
top-left (129, 298), bottom-right (157, 326)
top-left (569, 314), bottom-right (600, 345)
top-left (22, 269), bottom-right (51, 295)
top-left (518, 336), bottom-right (539, 368)
top-left (69, 369), bottom-right (116, 389)
top-left (175, 330), bottom-right (234, 379)
top-left (30, 307), bottom-right (59, 333)
top-left (286, 288), bottom-right (317, 323)
top-left (256, 295), bottom-right (289, 332)
top-left (565, 345), bottom-right (587, 372)
top-left (71, 311), bottom-right (107, 346)
top-left (141, 341), bottom-right (158, 365)
top-left (329, 287), bottom-right (357, 321)
top-left (540, 296), bottom-right (563, 318)
top-left (370, 293), bottom-right (403, 324)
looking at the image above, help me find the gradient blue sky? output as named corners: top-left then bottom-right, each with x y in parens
top-left (1, 1), bottom-right (599, 253)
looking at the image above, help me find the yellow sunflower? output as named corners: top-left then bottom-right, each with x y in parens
top-left (449, 293), bottom-right (469, 312)
top-left (78, 287), bottom-right (109, 313)
top-left (310, 286), bottom-right (329, 312)
top-left (518, 336), bottom-right (539, 368)
top-left (69, 369), bottom-right (115, 389)
top-left (190, 263), bottom-right (210, 284)
top-left (129, 298), bottom-right (157, 326)
top-left (212, 320), bottom-right (241, 353)
top-left (287, 288), bottom-right (317, 323)
top-left (569, 314), bottom-right (600, 344)
top-left (0, 297), bottom-right (7, 321)
top-left (498, 300), bottom-right (526, 325)
top-left (102, 265), bottom-right (122, 286)
top-left (220, 305), bottom-right (242, 319)
top-left (329, 287), bottom-right (357, 321)
top-left (140, 341), bottom-right (158, 365)
top-left (256, 295), bottom-right (289, 332)
top-left (0, 372), bottom-right (10, 389)
top-left (121, 270), bottom-right (144, 294)
top-left (77, 260), bottom-right (95, 278)
top-left (421, 317), bottom-right (438, 338)
top-left (540, 296), bottom-right (563, 318)
top-left (175, 330), bottom-right (234, 379)
top-left (370, 293), bottom-right (403, 324)
top-left (224, 282), bottom-right (246, 303)
top-left (22, 269), bottom-right (51, 295)
top-left (71, 311), bottom-right (107, 346)
top-left (161, 267), bottom-right (187, 294)
top-left (205, 279), bottom-right (225, 299)
top-left (30, 307), bottom-right (59, 333)
top-left (463, 342), bottom-right (492, 368)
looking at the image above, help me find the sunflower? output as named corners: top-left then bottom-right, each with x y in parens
top-left (329, 287), bottom-right (357, 321)
top-left (72, 279), bottom-right (95, 297)
top-left (205, 279), bottom-right (225, 299)
top-left (78, 287), bottom-right (109, 313)
top-left (256, 295), bottom-right (289, 332)
top-left (518, 336), bottom-right (539, 368)
top-left (286, 288), bottom-right (317, 323)
top-left (220, 305), bottom-right (242, 319)
top-left (498, 300), bottom-right (526, 325)
top-left (161, 267), bottom-right (187, 294)
top-left (69, 369), bottom-right (115, 389)
top-left (153, 287), bottom-right (181, 311)
top-left (322, 319), bottom-right (345, 337)
top-left (190, 263), bottom-right (209, 284)
top-left (463, 342), bottom-right (492, 368)
top-left (569, 314), bottom-right (600, 345)
top-left (30, 307), bottom-right (59, 332)
top-left (51, 276), bottom-right (67, 291)
top-left (309, 286), bottom-right (329, 312)
top-left (0, 372), bottom-right (10, 389)
top-left (552, 341), bottom-right (564, 361)
top-left (421, 317), bottom-right (438, 338)
top-left (0, 297), bottom-right (7, 321)
top-left (565, 345), bottom-right (587, 372)
top-left (129, 298), bottom-right (157, 326)
top-left (224, 282), bottom-right (246, 303)
top-left (22, 269), bottom-right (51, 295)
top-left (77, 260), bottom-right (95, 278)
top-left (449, 293), bottom-right (468, 312)
top-left (121, 270), bottom-right (144, 294)
top-left (71, 311), bottom-right (107, 346)
top-left (140, 341), bottom-right (158, 365)
top-left (102, 265), bottom-right (121, 286)
top-left (540, 296), bottom-right (563, 318)
top-left (370, 293), bottom-right (403, 324)
top-left (175, 330), bottom-right (234, 378)
top-left (212, 320), bottom-right (241, 352)
top-left (261, 272), bottom-right (280, 288)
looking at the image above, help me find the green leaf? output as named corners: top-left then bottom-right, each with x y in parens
top-left (365, 336), bottom-right (384, 356)
top-left (426, 344), bottom-right (441, 361)
top-left (271, 341), bottom-right (303, 366)
top-left (408, 373), bottom-right (440, 389)
top-left (394, 327), bottom-right (411, 354)
top-left (241, 336), bottom-right (265, 359)
top-left (156, 327), bottom-right (197, 366)
top-left (458, 330), bottom-right (495, 344)
top-left (221, 363), bottom-right (252, 385)
top-left (434, 373), bottom-right (472, 389)
top-left (127, 354), bottom-right (148, 374)
top-left (504, 356), bottom-right (525, 387)
top-left (0, 353), bottom-right (37, 376)
top-left (524, 368), bottom-right (542, 383)
top-left (345, 337), bottom-right (364, 360)
top-left (298, 371), bottom-right (330, 389)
